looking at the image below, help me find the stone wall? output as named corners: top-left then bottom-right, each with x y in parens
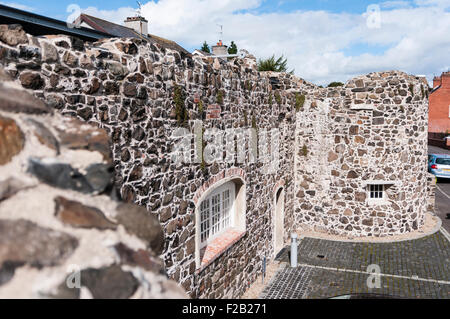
top-left (0, 25), bottom-right (300, 298)
top-left (0, 67), bottom-right (186, 298)
top-left (0, 24), bottom-right (434, 298)
top-left (294, 71), bottom-right (431, 237)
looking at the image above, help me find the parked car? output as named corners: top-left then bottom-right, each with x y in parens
top-left (428, 154), bottom-right (450, 180)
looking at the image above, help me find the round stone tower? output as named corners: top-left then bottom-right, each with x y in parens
top-left (295, 71), bottom-right (430, 237)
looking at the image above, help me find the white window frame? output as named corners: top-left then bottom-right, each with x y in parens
top-left (199, 181), bottom-right (236, 248)
top-left (369, 184), bottom-right (384, 200)
top-left (364, 181), bottom-right (400, 206)
top-left (367, 184), bottom-right (387, 205)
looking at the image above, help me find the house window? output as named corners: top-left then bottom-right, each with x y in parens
top-left (195, 175), bottom-right (247, 270)
top-left (199, 182), bottom-right (235, 248)
top-left (369, 184), bottom-right (384, 200)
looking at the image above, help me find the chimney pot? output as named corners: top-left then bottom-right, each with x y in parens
top-left (441, 71), bottom-right (450, 88)
top-left (433, 76), bottom-right (441, 88)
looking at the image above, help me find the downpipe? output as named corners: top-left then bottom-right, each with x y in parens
top-left (290, 233), bottom-right (298, 268)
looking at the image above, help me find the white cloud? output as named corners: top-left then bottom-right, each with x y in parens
top-left (81, 0), bottom-right (450, 85)
top-left (414, 0), bottom-right (450, 8)
top-left (81, 6), bottom-right (135, 24)
top-left (380, 1), bottom-right (411, 9)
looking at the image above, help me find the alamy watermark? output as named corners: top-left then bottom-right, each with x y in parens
top-left (365, 4), bottom-right (381, 29)
top-left (66, 264), bottom-right (81, 289)
top-left (366, 264), bottom-right (382, 289)
top-left (66, 4), bottom-right (81, 29)
top-left (171, 121), bottom-right (280, 174)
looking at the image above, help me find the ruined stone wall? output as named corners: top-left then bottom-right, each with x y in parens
top-left (0, 24), bottom-right (433, 298)
top-left (294, 71), bottom-right (431, 237)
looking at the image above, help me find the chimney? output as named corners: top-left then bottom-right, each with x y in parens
top-left (124, 16), bottom-right (148, 36)
top-left (433, 76), bottom-right (441, 88)
top-left (212, 41), bottom-right (228, 57)
top-left (441, 71), bottom-right (450, 88)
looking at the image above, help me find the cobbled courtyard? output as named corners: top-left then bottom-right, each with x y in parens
top-left (261, 230), bottom-right (450, 299)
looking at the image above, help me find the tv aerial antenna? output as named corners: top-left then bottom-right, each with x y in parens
top-left (217, 24), bottom-right (223, 41)
top-left (136, 1), bottom-right (143, 17)
top-left (210, 24), bottom-right (247, 59)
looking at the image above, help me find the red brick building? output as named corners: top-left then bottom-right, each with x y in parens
top-left (429, 72), bottom-right (450, 148)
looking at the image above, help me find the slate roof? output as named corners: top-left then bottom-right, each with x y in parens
top-left (147, 33), bottom-right (191, 56)
top-left (0, 4), bottom-right (111, 41)
top-left (76, 14), bottom-right (190, 55)
top-left (193, 49), bottom-right (213, 56)
top-left (431, 85), bottom-right (441, 94)
top-left (76, 14), bottom-right (143, 39)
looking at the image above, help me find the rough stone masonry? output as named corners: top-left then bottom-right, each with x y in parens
top-left (0, 66), bottom-right (186, 298)
top-left (0, 24), bottom-right (434, 299)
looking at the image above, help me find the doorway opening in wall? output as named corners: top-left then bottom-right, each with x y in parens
top-left (273, 187), bottom-right (285, 258)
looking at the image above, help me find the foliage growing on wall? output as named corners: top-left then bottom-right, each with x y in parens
top-left (257, 55), bottom-right (294, 74)
top-left (295, 93), bottom-right (306, 112)
top-left (274, 91), bottom-right (282, 106)
top-left (174, 85), bottom-right (188, 127)
top-left (251, 114), bottom-right (257, 131)
top-left (246, 80), bottom-right (251, 91)
top-left (199, 126), bottom-right (207, 172)
top-left (217, 90), bottom-right (224, 105)
top-left (252, 113), bottom-right (259, 157)
top-left (409, 83), bottom-right (414, 97)
top-left (301, 144), bottom-right (308, 157)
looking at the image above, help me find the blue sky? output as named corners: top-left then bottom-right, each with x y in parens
top-left (3, 0), bottom-right (436, 17)
top-left (1, 1), bottom-right (133, 19)
top-left (2, 0), bottom-right (449, 85)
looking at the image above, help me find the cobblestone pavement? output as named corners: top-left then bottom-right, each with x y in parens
top-left (261, 231), bottom-right (450, 299)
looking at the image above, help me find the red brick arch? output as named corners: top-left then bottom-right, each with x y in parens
top-left (273, 179), bottom-right (285, 194)
top-left (193, 168), bottom-right (246, 205)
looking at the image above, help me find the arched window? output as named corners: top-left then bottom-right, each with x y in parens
top-left (200, 181), bottom-right (235, 247)
top-left (195, 176), bottom-right (246, 270)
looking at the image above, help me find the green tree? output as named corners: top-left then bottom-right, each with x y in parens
top-left (200, 41), bottom-right (210, 53)
top-left (327, 82), bottom-right (344, 87)
top-left (228, 41), bottom-right (237, 54)
top-left (257, 55), bottom-right (294, 74)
